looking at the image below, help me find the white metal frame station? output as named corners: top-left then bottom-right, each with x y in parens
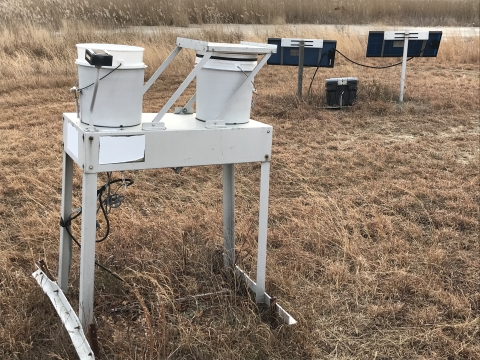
top-left (36, 38), bottom-right (296, 359)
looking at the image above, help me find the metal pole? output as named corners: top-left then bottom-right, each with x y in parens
top-left (222, 164), bottom-right (235, 270)
top-left (58, 151), bottom-right (74, 292)
top-left (255, 161), bottom-right (271, 303)
top-left (399, 33), bottom-right (409, 102)
top-left (297, 40), bottom-right (305, 98)
top-left (78, 172), bottom-right (98, 331)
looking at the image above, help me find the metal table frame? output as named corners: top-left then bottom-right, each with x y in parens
top-left (58, 113), bottom-right (296, 335)
top-left (34, 38), bottom-right (295, 359)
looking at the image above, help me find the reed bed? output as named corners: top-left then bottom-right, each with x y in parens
top-left (1, 0), bottom-right (479, 29)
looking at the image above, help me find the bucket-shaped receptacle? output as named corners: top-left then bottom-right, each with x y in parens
top-left (76, 43), bottom-right (146, 128)
top-left (195, 53), bottom-right (257, 125)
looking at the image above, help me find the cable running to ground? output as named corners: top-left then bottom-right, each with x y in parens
top-left (60, 173), bottom-right (134, 281)
top-left (335, 49), bottom-right (414, 69)
top-left (308, 49), bottom-right (415, 95)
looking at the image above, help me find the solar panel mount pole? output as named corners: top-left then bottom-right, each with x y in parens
top-left (399, 32), bottom-right (409, 102)
top-left (297, 40), bottom-right (305, 98)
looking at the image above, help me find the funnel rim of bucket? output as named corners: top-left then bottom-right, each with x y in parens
top-left (76, 43), bottom-right (145, 52)
top-left (75, 59), bottom-right (146, 69)
top-left (195, 56), bottom-right (257, 72)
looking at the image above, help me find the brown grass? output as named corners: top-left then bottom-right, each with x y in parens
top-left (0, 23), bottom-right (479, 360)
top-left (0, 0), bottom-right (479, 28)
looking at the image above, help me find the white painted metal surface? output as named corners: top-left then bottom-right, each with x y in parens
top-left (281, 38), bottom-right (324, 48)
top-left (78, 172), bottom-right (98, 329)
top-left (223, 164), bottom-right (235, 268)
top-left (142, 46), bottom-right (182, 95)
top-left (384, 30), bottom-right (429, 40)
top-left (63, 113), bottom-right (273, 172)
top-left (235, 266), bottom-right (297, 325)
top-left (32, 269), bottom-right (94, 359)
top-left (176, 37), bottom-right (277, 54)
top-left (58, 152), bottom-right (74, 292)
top-left (399, 35), bottom-right (410, 103)
top-left (255, 161), bottom-right (270, 302)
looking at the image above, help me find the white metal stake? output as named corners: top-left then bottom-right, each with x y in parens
top-left (255, 161), bottom-right (271, 302)
top-left (58, 151), bottom-right (74, 292)
top-left (399, 33), bottom-right (410, 102)
top-left (33, 269), bottom-right (94, 359)
top-left (222, 164), bottom-right (235, 269)
top-left (79, 172), bottom-right (98, 331)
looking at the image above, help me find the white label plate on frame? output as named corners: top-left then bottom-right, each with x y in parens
top-left (99, 135), bottom-right (146, 164)
top-left (66, 122), bottom-right (79, 159)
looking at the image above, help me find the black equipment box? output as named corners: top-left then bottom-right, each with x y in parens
top-left (325, 77), bottom-right (358, 107)
top-left (85, 48), bottom-right (113, 67)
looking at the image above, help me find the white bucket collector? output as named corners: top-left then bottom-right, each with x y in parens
top-left (76, 43), bottom-right (146, 128)
top-left (195, 52), bottom-right (257, 125)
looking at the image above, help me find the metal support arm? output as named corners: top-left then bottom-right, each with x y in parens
top-left (143, 46), bottom-right (182, 95)
top-left (148, 52), bottom-right (212, 125)
top-left (213, 54), bottom-right (271, 121)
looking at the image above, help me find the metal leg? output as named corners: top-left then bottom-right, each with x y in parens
top-left (58, 151), bottom-right (74, 292)
top-left (256, 161), bottom-right (270, 302)
top-left (78, 172), bottom-right (98, 330)
top-left (399, 35), bottom-right (410, 102)
top-left (223, 164), bottom-right (235, 269)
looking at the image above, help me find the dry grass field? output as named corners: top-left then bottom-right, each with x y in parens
top-left (0, 0), bottom-right (479, 28)
top-left (0, 3), bottom-right (479, 359)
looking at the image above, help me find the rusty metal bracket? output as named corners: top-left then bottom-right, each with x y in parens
top-left (88, 324), bottom-right (100, 357)
top-left (36, 259), bottom-right (54, 281)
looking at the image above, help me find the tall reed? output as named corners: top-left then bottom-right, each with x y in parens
top-left (1, 0), bottom-right (478, 29)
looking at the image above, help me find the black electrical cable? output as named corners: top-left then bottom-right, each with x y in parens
top-left (77, 63), bottom-right (122, 92)
top-left (93, 261), bottom-right (125, 282)
top-left (307, 50), bottom-right (331, 95)
top-left (307, 45), bottom-right (425, 96)
top-left (335, 49), bottom-right (414, 69)
top-left (61, 176), bottom-right (133, 243)
top-left (60, 173), bottom-right (133, 281)
top-left (61, 217), bottom-right (125, 282)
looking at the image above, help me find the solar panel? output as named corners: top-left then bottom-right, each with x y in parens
top-left (267, 38), bottom-right (337, 67)
top-left (366, 31), bottom-right (442, 57)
